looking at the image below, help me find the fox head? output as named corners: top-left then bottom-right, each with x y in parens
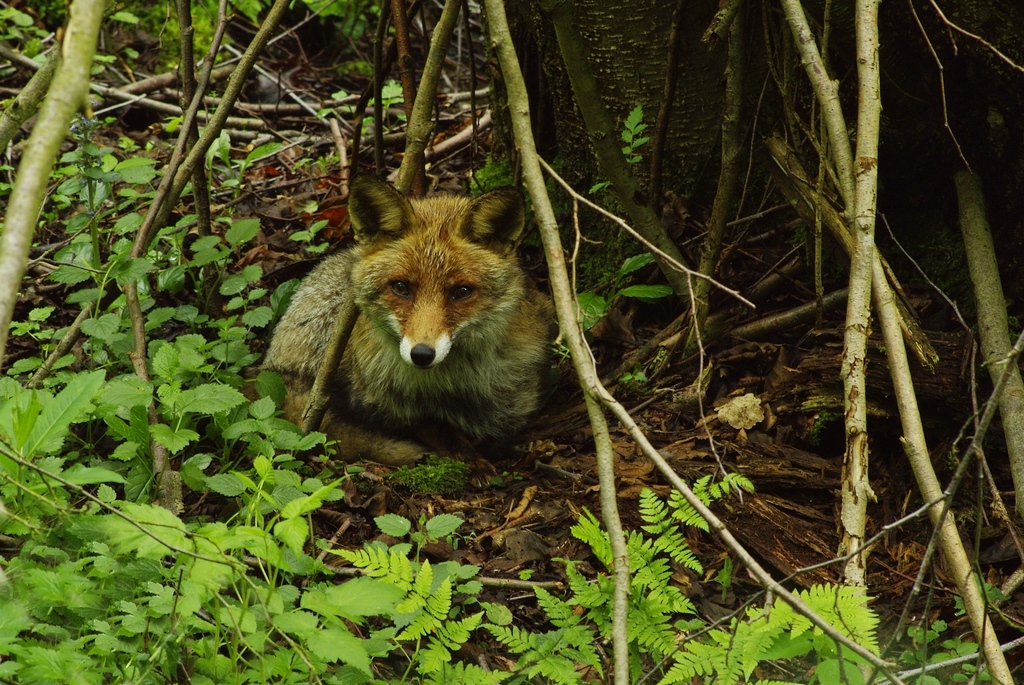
top-left (347, 176), bottom-right (528, 369)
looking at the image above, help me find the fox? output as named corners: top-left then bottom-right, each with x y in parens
top-left (262, 175), bottom-right (557, 466)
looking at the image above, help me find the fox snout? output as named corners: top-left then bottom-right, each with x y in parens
top-left (399, 333), bottom-right (453, 368)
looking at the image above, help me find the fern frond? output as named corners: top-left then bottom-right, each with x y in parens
top-left (570, 509), bottom-right (612, 569)
top-left (396, 611), bottom-right (440, 642)
top-left (425, 577), bottom-right (452, 621)
top-left (486, 624), bottom-right (537, 654)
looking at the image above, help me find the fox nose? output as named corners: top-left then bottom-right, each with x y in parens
top-left (410, 344), bottom-right (436, 367)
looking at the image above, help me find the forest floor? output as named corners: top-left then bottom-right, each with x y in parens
top-left (5, 13), bottom-right (1024, 679)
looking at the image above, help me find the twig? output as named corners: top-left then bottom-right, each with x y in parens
top-left (542, 0), bottom-right (692, 298)
top-left (688, 8), bottom-right (745, 351)
top-left (703, 0), bottom-right (745, 43)
top-left (390, 0), bottom-right (422, 194)
top-left (925, 0), bottom-right (1024, 75)
top-left (730, 288), bottom-right (847, 340)
top-left (372, 0), bottom-right (392, 177)
top-left (90, 82), bottom-right (267, 130)
top-left (0, 0), bottom-right (105, 367)
top-left (0, 47), bottom-right (60, 152)
top-left (395, 0), bottom-right (461, 194)
top-left (424, 110), bottom-right (491, 162)
top-left (329, 118), bottom-right (350, 198)
top-left (649, 0), bottom-right (685, 203)
top-left (539, 158), bottom-right (753, 309)
top-left (905, 0), bottom-right (970, 170)
top-left (26, 302), bottom-right (95, 388)
top-left (302, 302), bottom-right (359, 435)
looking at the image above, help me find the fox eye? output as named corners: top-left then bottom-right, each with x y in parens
top-left (450, 285), bottom-right (475, 302)
top-left (390, 281), bottom-right (412, 298)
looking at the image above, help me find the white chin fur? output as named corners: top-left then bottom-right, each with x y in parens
top-left (399, 333), bottom-right (453, 367)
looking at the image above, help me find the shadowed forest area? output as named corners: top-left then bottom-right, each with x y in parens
top-left (1, 0), bottom-right (1024, 683)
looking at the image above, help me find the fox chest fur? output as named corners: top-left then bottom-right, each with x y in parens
top-left (263, 176), bottom-right (556, 464)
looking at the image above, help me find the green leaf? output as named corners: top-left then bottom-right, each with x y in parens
top-left (151, 344), bottom-right (180, 380)
top-left (149, 424), bottom-right (198, 454)
top-left (110, 10), bottom-right (140, 24)
top-left (23, 370), bottom-right (105, 457)
top-left (273, 516), bottom-right (309, 554)
top-left (114, 257), bottom-right (155, 286)
top-left (375, 513), bottom-right (412, 538)
top-left (576, 292), bottom-right (608, 330)
top-left (207, 473), bottom-right (247, 496)
top-left (180, 453), bottom-right (212, 490)
top-left (254, 370), bottom-right (286, 405)
top-left (618, 252), bottom-right (655, 277)
top-left (242, 306), bottom-right (274, 328)
top-left (425, 514), bottom-right (463, 540)
top-left (225, 218), bottom-right (261, 247)
top-left (179, 383), bottom-right (246, 415)
top-left (115, 156), bottom-right (156, 183)
top-left (113, 212), bottom-right (143, 235)
top-left (273, 610), bottom-right (320, 639)
top-left (623, 104), bottom-right (644, 137)
top-left (219, 264), bottom-right (263, 296)
top-left (110, 441), bottom-right (140, 462)
top-left (101, 376), bottom-right (153, 409)
top-left (306, 628), bottom-right (372, 675)
top-left (249, 396), bottom-right (276, 420)
top-left (618, 284), bottom-right (674, 302)
top-left (62, 464), bottom-right (126, 485)
top-left (81, 313), bottom-right (123, 343)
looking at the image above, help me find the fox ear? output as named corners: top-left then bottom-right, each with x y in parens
top-left (348, 176), bottom-right (414, 244)
top-left (463, 188), bottom-right (525, 249)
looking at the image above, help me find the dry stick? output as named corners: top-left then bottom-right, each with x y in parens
top-left (89, 82), bottom-right (267, 130)
top-left (390, 0), bottom-right (423, 195)
top-left (329, 118), bottom-right (350, 198)
top-left (395, 0), bottom-right (462, 195)
top-left (424, 109), bottom-right (491, 163)
top-left (27, 302), bottom-right (95, 388)
top-left (830, 0), bottom-right (881, 589)
top-left (730, 288), bottom-right (847, 340)
top-left (0, 0), bottom-right (105, 367)
top-left (539, 158), bottom-right (752, 308)
top-left (372, 0), bottom-right (393, 177)
top-left (648, 0), bottom-right (685, 204)
top-left (763, 136), bottom-right (938, 368)
top-left (482, 3), bottom-right (629, 683)
top-left (486, 2), bottom-right (905, 681)
top-left (175, 0), bottom-right (214, 239)
top-left (460, 0), bottom-right (479, 161)
top-left (687, 9), bottom-right (745, 353)
top-left (0, 48), bottom-right (59, 152)
top-left (301, 302), bottom-right (359, 434)
top-left (957, 171), bottom-right (1024, 522)
top-left (542, 0), bottom-right (691, 298)
top-left (703, 0), bottom-right (745, 43)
